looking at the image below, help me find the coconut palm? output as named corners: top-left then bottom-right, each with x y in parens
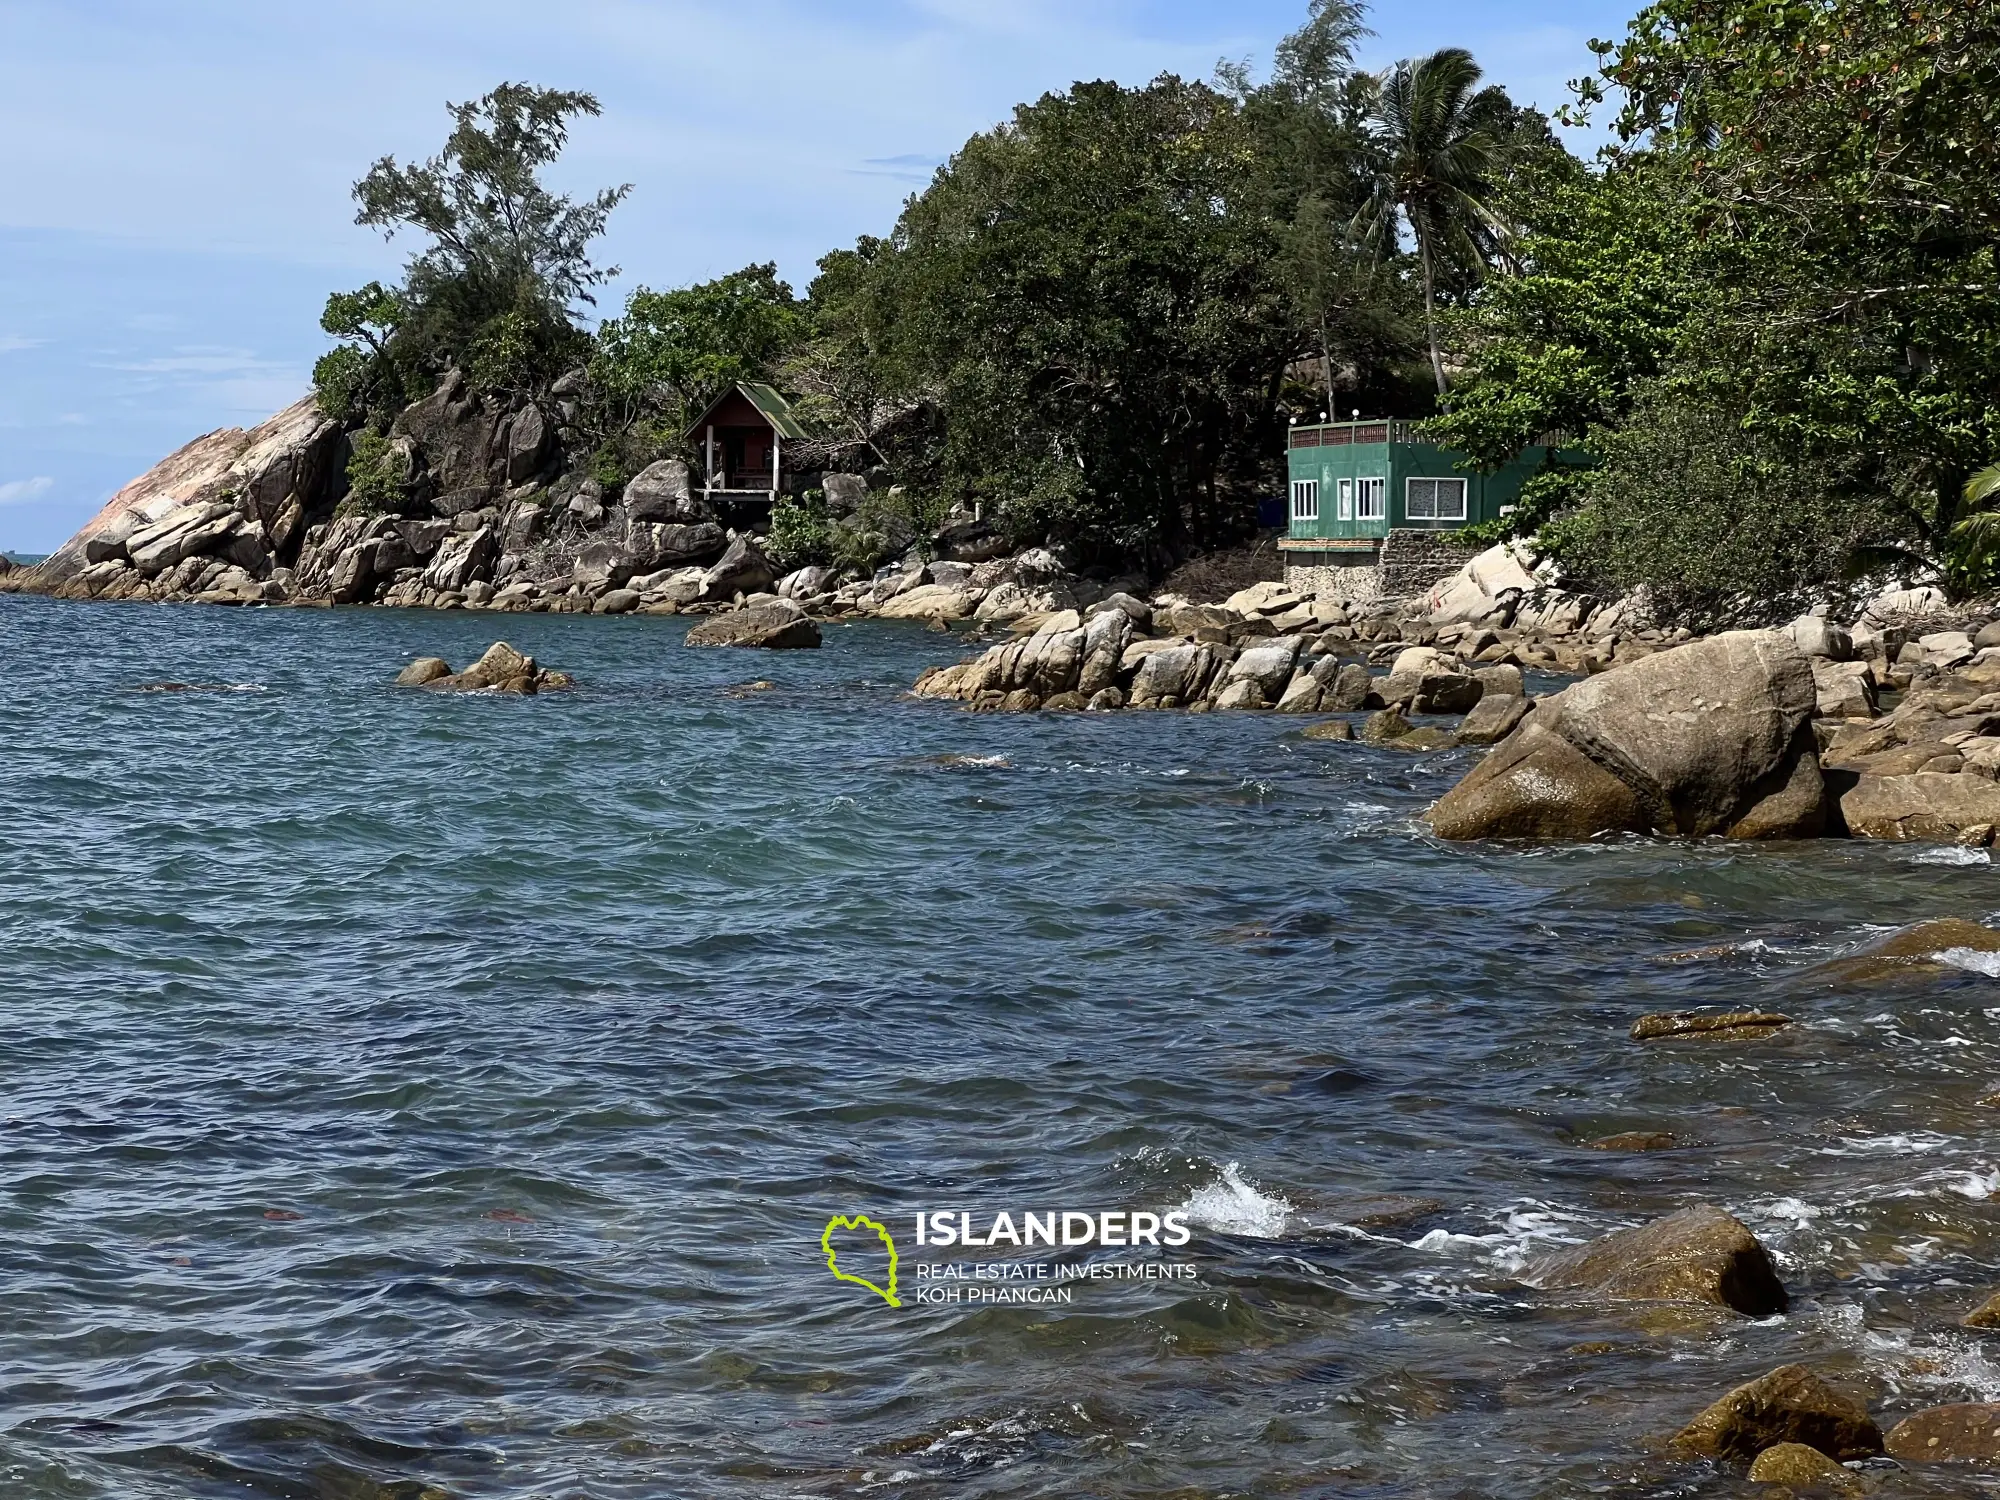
top-left (1355, 48), bottom-right (1513, 396)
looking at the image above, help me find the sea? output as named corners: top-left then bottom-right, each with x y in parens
top-left (3, 592), bottom-right (1999, 1498)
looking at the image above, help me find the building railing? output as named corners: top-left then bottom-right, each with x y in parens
top-left (1288, 420), bottom-right (1413, 448)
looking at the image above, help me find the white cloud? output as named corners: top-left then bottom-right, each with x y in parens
top-left (0, 476), bottom-right (56, 506)
top-left (0, 335), bottom-right (44, 353)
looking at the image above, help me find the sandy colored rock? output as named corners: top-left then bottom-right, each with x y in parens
top-left (1457, 693), bottom-right (1530, 745)
top-left (1820, 918), bottom-right (2000, 981)
top-left (1631, 1010), bottom-right (1794, 1042)
top-left (426, 641), bottom-right (550, 694)
top-left (683, 601), bottom-right (822, 650)
top-left (1672, 1365), bottom-right (1883, 1463)
top-left (1427, 718), bottom-right (1647, 841)
top-left (1556, 630), bottom-right (1819, 835)
top-left (1840, 771), bottom-right (2000, 841)
top-left (1884, 1403), bottom-right (2000, 1464)
top-left (1531, 1205), bottom-right (1787, 1316)
top-left (1746, 1441), bottom-right (1861, 1490)
top-left (394, 657), bottom-right (451, 687)
top-left (1303, 720), bottom-right (1354, 742)
top-left (1963, 1291), bottom-right (2000, 1328)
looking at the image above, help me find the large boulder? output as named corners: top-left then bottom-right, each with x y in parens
top-left (1430, 631), bottom-right (1825, 841)
top-left (699, 535), bottom-right (777, 602)
top-left (879, 583), bottom-right (983, 621)
top-left (1529, 1205), bottom-right (1788, 1316)
top-left (423, 526), bottom-right (499, 592)
top-left (1839, 772), bottom-right (2000, 841)
top-left (684, 599), bottom-right (821, 649)
top-left (1672, 1365), bottom-right (1883, 1464)
top-left (622, 460), bottom-right (705, 522)
top-left (1425, 541), bottom-right (1541, 625)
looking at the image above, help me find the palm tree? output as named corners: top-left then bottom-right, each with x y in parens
top-left (1355, 48), bottom-right (1512, 396)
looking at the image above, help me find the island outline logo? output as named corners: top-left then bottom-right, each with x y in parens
top-left (821, 1213), bottom-right (901, 1307)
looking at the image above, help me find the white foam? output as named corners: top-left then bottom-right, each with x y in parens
top-left (1409, 1204), bottom-right (1592, 1274)
top-left (1178, 1161), bottom-right (1294, 1239)
top-left (1908, 846), bottom-right (1992, 866)
top-left (1940, 947), bottom-right (2000, 977)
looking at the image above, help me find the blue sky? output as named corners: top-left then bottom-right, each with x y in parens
top-left (0, 0), bottom-right (1634, 553)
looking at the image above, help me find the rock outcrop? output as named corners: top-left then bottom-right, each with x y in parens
top-left (1885, 1404), bottom-right (2000, 1464)
top-left (1429, 631), bottom-right (1824, 840)
top-left (683, 599), bottom-right (821, 649)
top-left (395, 642), bottom-right (572, 694)
top-left (1528, 1205), bottom-right (1788, 1316)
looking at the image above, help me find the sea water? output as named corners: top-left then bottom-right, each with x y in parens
top-left (3, 593), bottom-right (1999, 1497)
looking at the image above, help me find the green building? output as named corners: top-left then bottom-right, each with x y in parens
top-left (1280, 418), bottom-right (1565, 600)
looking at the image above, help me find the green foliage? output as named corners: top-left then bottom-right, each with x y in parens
top-left (316, 83), bottom-right (627, 422)
top-left (591, 265), bottom-right (805, 437)
top-left (766, 492), bottom-right (834, 571)
top-left (1552, 384), bottom-right (1884, 628)
top-left (339, 429), bottom-right (407, 516)
top-left (1355, 47), bottom-right (1517, 395)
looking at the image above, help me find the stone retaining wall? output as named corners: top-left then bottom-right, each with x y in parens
top-left (1379, 530), bottom-right (1483, 598)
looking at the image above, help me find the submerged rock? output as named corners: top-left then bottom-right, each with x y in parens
top-left (1746, 1441), bottom-right (1862, 1490)
top-left (1672, 1365), bottom-right (1883, 1464)
top-left (1884, 1404), bottom-right (2000, 1464)
top-left (683, 599), bottom-right (821, 649)
top-left (1964, 1292), bottom-right (2000, 1328)
top-left (1303, 720), bottom-right (1354, 742)
top-left (1631, 1010), bottom-right (1795, 1042)
top-left (1819, 918), bottom-right (2000, 981)
top-left (1529, 1204), bottom-right (1788, 1316)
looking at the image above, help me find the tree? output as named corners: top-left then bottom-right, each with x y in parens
top-left (591, 265), bottom-right (804, 435)
top-left (1356, 48), bottom-right (1514, 395)
top-left (315, 82), bottom-right (629, 419)
top-left (844, 75), bottom-right (1299, 560)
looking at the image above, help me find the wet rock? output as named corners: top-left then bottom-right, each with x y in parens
top-left (1303, 720), bottom-right (1354, 742)
top-left (1674, 1366), bottom-right (1883, 1464)
top-left (1428, 716), bottom-right (1647, 840)
top-left (417, 641), bottom-right (567, 694)
top-left (1840, 771), bottom-right (2000, 842)
top-left (1746, 1441), bottom-right (1862, 1490)
top-left (1583, 1131), bottom-right (1681, 1152)
top-left (1631, 1010), bottom-right (1795, 1042)
top-left (1884, 1404), bottom-right (2000, 1464)
top-left (683, 599), bottom-right (821, 650)
top-left (1320, 1194), bottom-right (1444, 1228)
top-left (1962, 1292), bottom-right (2000, 1328)
top-left (1362, 708), bottom-right (1414, 743)
top-left (395, 657), bottom-right (451, 687)
top-left (1531, 1204), bottom-right (1788, 1315)
top-left (1458, 693), bottom-right (1531, 745)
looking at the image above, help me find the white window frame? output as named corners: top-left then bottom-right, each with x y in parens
top-left (1356, 476), bottom-right (1386, 521)
top-left (1405, 476), bottom-right (1468, 522)
top-left (1336, 478), bottom-right (1354, 521)
top-left (1290, 479), bottom-right (1319, 522)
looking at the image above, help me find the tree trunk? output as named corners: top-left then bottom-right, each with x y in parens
top-left (1320, 314), bottom-right (1335, 416)
top-left (1416, 220), bottom-right (1447, 397)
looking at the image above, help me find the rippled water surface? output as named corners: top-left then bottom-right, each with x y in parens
top-left (7, 594), bottom-right (2000, 1498)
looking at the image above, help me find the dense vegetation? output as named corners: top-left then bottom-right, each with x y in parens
top-left (312, 0), bottom-right (2000, 619)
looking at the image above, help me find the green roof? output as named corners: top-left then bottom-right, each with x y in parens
top-left (685, 381), bottom-right (809, 443)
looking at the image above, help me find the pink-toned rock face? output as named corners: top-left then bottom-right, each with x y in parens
top-left (41, 396), bottom-right (335, 583)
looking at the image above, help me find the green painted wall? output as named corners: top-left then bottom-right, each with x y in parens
top-left (1284, 427), bottom-right (1572, 542)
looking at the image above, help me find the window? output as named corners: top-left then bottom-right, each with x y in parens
top-left (1290, 479), bottom-right (1319, 521)
top-left (1336, 478), bottom-right (1354, 520)
top-left (1356, 477), bottom-right (1385, 520)
top-left (1405, 477), bottom-right (1468, 521)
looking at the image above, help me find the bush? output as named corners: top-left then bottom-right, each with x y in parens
top-left (1552, 383), bottom-right (1886, 628)
top-left (339, 429), bottom-right (407, 517)
top-left (767, 492), bottom-right (834, 570)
